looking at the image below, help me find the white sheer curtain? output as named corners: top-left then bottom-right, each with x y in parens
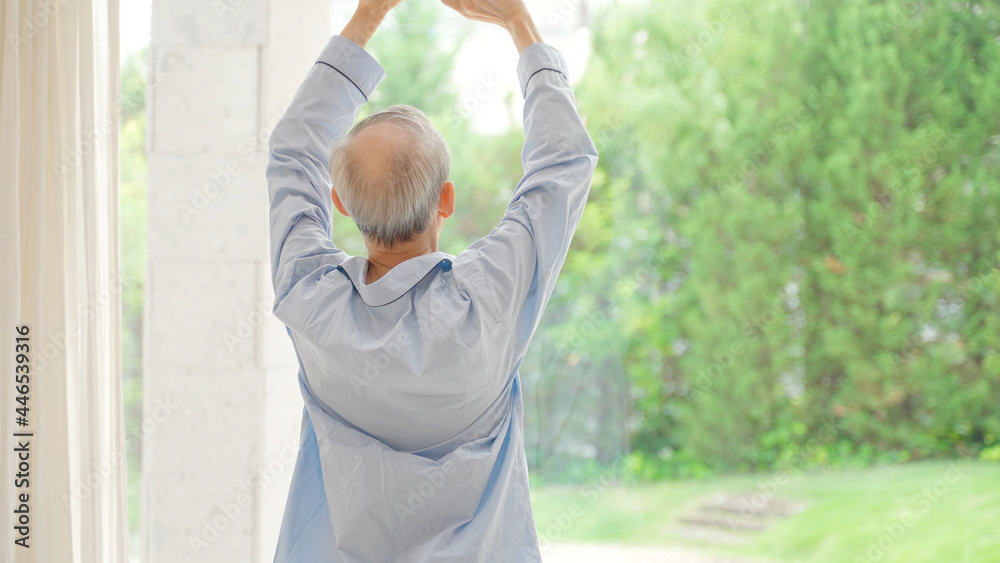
top-left (0, 0), bottom-right (128, 562)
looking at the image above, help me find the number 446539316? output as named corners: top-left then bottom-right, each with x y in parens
top-left (15, 325), bottom-right (30, 426)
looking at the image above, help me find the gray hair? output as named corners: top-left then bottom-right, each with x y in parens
top-left (329, 105), bottom-right (450, 248)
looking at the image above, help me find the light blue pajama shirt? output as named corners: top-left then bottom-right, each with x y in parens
top-left (267, 34), bottom-right (598, 562)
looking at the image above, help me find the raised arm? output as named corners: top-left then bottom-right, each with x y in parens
top-left (340, 0), bottom-right (401, 48)
top-left (266, 1), bottom-right (399, 304)
top-left (446, 0), bottom-right (599, 345)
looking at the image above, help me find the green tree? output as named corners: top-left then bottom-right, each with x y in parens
top-left (556, 0), bottom-right (1000, 474)
top-left (797, 0), bottom-right (1000, 460)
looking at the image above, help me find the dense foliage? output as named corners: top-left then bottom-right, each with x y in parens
top-left (121, 0), bottom-right (1000, 499)
top-left (551, 0), bottom-right (1000, 477)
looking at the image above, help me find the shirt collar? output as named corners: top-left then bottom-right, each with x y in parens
top-left (337, 251), bottom-right (454, 307)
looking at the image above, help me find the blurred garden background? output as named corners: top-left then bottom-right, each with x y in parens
top-left (121, 0), bottom-right (1000, 561)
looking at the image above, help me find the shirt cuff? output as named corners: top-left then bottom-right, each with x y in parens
top-left (317, 35), bottom-right (386, 102)
top-left (516, 43), bottom-right (569, 98)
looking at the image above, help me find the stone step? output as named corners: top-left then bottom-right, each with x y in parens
top-left (700, 495), bottom-right (807, 518)
top-left (679, 513), bottom-right (770, 532)
top-left (675, 493), bottom-right (811, 546)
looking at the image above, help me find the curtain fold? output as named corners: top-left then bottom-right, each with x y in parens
top-left (1, 0), bottom-right (128, 562)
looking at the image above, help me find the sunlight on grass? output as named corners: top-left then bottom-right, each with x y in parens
top-left (530, 461), bottom-right (1000, 562)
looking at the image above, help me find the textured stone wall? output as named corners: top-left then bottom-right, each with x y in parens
top-left (143, 1), bottom-right (330, 561)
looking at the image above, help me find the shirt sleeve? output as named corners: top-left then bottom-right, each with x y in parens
top-left (267, 35), bottom-right (385, 306)
top-left (453, 43), bottom-right (599, 348)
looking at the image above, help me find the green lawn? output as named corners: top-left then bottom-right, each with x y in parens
top-left (530, 461), bottom-right (1000, 562)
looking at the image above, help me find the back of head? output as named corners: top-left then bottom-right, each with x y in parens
top-left (330, 105), bottom-right (450, 248)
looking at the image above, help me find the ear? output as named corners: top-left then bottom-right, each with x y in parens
top-left (438, 181), bottom-right (455, 219)
top-left (331, 187), bottom-right (351, 217)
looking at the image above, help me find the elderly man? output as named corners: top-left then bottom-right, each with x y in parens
top-left (267, 0), bottom-right (597, 560)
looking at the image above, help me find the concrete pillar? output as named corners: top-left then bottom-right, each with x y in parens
top-left (143, 1), bottom-right (331, 561)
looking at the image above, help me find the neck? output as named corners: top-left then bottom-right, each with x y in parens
top-left (365, 233), bottom-right (437, 284)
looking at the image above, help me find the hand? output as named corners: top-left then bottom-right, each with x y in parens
top-left (440, 0), bottom-right (527, 27)
top-left (341, 0), bottom-right (402, 48)
top-left (441, 0), bottom-right (543, 53)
